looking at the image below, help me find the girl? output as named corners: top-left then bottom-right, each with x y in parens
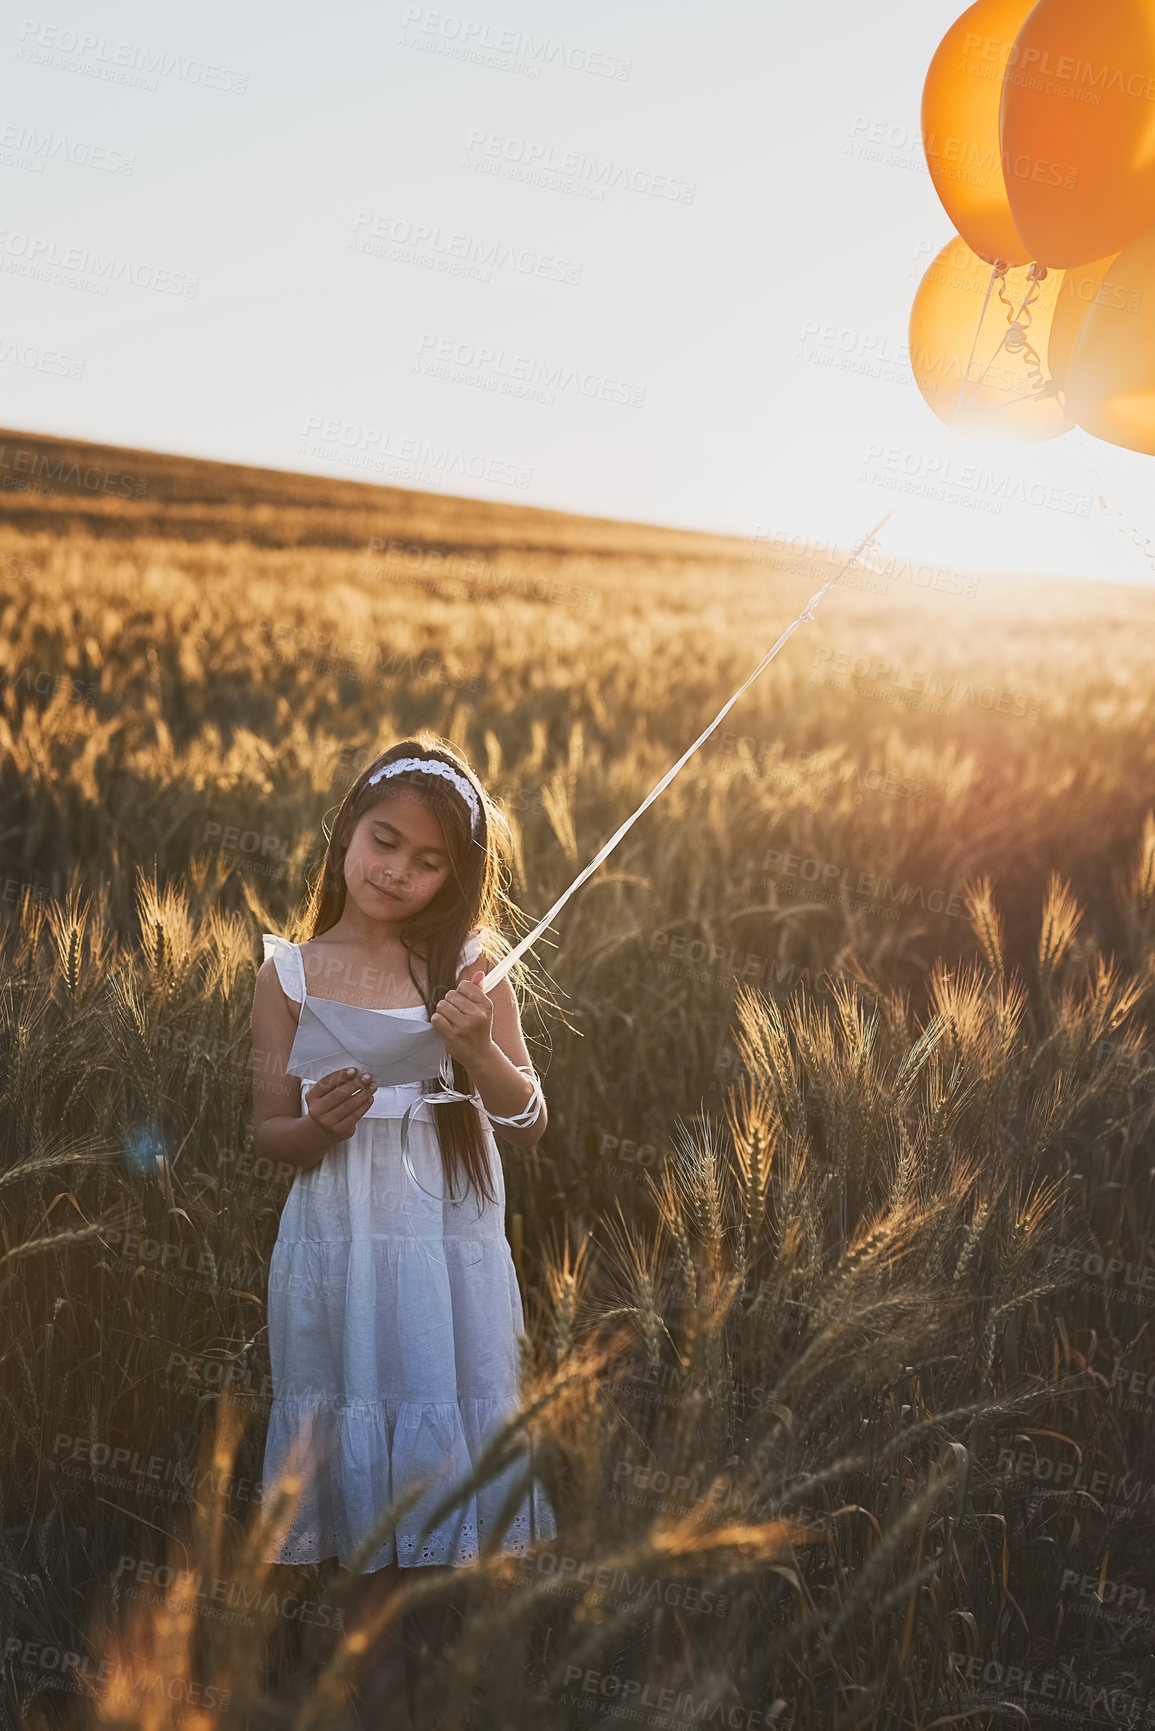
top-left (250, 734), bottom-right (557, 1718)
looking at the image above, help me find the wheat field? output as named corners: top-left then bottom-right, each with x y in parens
top-left (2, 425), bottom-right (1155, 1730)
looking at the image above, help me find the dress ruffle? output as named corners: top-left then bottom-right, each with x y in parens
top-left (262, 1391), bottom-right (555, 1568)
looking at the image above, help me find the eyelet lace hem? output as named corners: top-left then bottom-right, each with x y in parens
top-left (267, 1487), bottom-right (553, 1571)
top-left (262, 1394), bottom-right (556, 1571)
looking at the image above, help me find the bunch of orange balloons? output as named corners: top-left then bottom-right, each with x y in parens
top-left (910, 0), bottom-right (1155, 452)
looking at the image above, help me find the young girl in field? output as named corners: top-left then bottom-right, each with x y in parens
top-left (250, 734), bottom-right (556, 1719)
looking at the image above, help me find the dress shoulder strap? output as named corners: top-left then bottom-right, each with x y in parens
top-left (262, 932), bottom-right (307, 1003)
top-left (456, 926), bottom-right (495, 975)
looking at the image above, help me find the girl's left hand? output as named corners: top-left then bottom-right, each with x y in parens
top-left (431, 969), bottom-right (494, 1067)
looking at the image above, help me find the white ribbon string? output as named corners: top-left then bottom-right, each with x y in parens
top-left (479, 509), bottom-right (894, 995)
top-left (952, 260), bottom-right (1002, 423)
top-left (475, 247), bottom-right (1092, 1001)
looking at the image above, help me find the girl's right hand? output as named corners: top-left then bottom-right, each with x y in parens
top-left (305, 1067), bottom-right (377, 1144)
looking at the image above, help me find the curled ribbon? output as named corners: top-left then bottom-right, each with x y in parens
top-left (399, 1048), bottom-right (545, 1211)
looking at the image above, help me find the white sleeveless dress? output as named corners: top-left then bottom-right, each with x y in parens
top-left (259, 931), bottom-right (557, 1571)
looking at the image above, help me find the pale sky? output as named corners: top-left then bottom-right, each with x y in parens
top-left (2, 0), bottom-right (1153, 585)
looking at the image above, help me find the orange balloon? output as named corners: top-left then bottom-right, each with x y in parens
top-left (1066, 218), bottom-right (1155, 455)
top-left (1000, 0), bottom-right (1155, 267)
top-left (921, 0), bottom-right (1037, 265)
top-left (1046, 253), bottom-right (1120, 388)
top-left (909, 234), bottom-right (1073, 439)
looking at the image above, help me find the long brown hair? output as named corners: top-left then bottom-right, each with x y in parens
top-left (294, 731), bottom-right (533, 1207)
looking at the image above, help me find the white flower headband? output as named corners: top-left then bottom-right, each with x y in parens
top-left (366, 756), bottom-right (483, 839)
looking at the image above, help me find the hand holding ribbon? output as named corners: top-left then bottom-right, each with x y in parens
top-left (430, 968), bottom-right (495, 1069)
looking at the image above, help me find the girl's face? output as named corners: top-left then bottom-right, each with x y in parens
top-left (342, 791), bottom-right (454, 924)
